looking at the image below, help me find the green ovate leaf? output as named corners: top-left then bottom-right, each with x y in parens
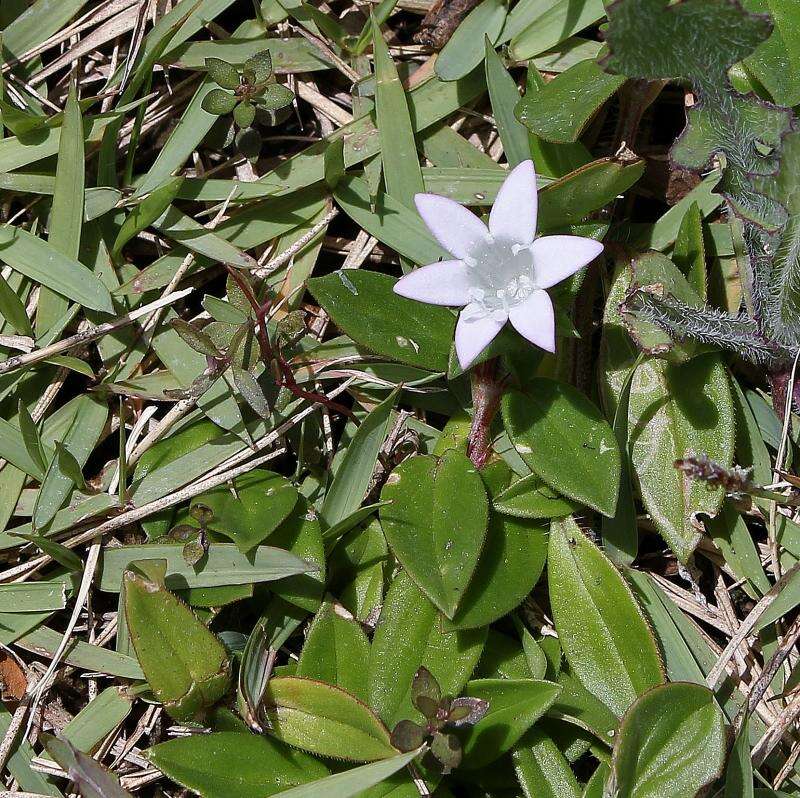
top-left (202, 88), bottom-right (239, 115)
top-left (263, 676), bottom-right (397, 762)
top-left (516, 59), bottom-right (625, 144)
top-left (244, 49), bottom-right (273, 83)
top-left (601, 262), bottom-right (736, 562)
top-left (123, 567), bottom-right (231, 722)
top-left (147, 732), bottom-right (329, 798)
top-left (548, 517), bottom-right (664, 718)
top-left (205, 57), bottom-right (240, 89)
top-left (369, 569), bottom-right (486, 727)
top-left (256, 83), bottom-right (295, 111)
top-left (493, 472), bottom-right (581, 519)
top-left (448, 508), bottom-right (548, 630)
top-left (190, 470), bottom-right (299, 553)
top-left (502, 380), bottom-right (621, 517)
top-left (458, 678), bottom-right (562, 769)
top-left (233, 101), bottom-right (256, 129)
top-left (309, 272), bottom-right (455, 371)
top-left (612, 683), bottom-right (726, 798)
top-left (297, 601), bottom-right (371, 701)
top-left (379, 450), bottom-right (489, 618)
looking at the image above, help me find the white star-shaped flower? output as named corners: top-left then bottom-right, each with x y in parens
top-left (393, 160), bottom-right (603, 369)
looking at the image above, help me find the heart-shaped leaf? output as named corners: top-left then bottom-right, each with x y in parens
top-left (379, 450), bottom-right (489, 618)
top-left (548, 517), bottom-right (664, 718)
top-left (612, 682), bottom-right (726, 798)
top-left (147, 732), bottom-right (329, 798)
top-left (191, 469), bottom-right (299, 553)
top-left (502, 380), bottom-right (621, 517)
top-left (263, 677), bottom-right (397, 762)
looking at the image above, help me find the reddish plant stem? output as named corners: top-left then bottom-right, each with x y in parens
top-left (467, 358), bottom-right (505, 469)
top-left (225, 267), bottom-right (352, 417)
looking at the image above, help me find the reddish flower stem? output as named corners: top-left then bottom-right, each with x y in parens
top-left (467, 357), bottom-right (504, 469)
top-left (225, 266), bottom-right (352, 417)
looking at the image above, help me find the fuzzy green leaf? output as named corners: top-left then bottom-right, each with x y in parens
top-left (612, 682), bottom-right (726, 798)
top-left (548, 517), bottom-right (665, 718)
top-left (205, 57), bottom-right (240, 89)
top-left (202, 88), bottom-right (239, 115)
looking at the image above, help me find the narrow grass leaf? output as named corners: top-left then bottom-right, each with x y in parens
top-left (0, 226), bottom-right (113, 313)
top-left (372, 20), bottom-right (424, 211)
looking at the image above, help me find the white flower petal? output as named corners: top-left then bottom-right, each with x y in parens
top-left (393, 260), bottom-right (472, 306)
top-left (531, 235), bottom-right (603, 289)
top-left (455, 303), bottom-right (507, 369)
top-left (508, 289), bottom-right (555, 353)
top-left (489, 160), bottom-right (538, 245)
top-left (415, 193), bottom-right (489, 260)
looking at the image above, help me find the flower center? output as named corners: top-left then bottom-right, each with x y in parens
top-left (464, 237), bottom-right (537, 318)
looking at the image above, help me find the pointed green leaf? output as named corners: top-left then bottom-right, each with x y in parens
top-left (205, 57), bottom-right (241, 89)
top-left (516, 59), bottom-right (625, 144)
top-left (271, 749), bottom-right (422, 798)
top-left (244, 49), bottom-right (273, 84)
top-left (435, 0), bottom-right (506, 81)
top-left (309, 271), bottom-right (455, 371)
top-left (321, 389), bottom-right (397, 528)
top-left (147, 732), bottom-right (329, 798)
top-left (548, 517), bottom-right (664, 718)
top-left (297, 601), bottom-right (371, 700)
top-left (0, 225), bottom-right (113, 313)
top-left (38, 79), bottom-right (84, 334)
top-left (372, 20), bottom-right (424, 211)
top-left (502, 380), bottom-right (621, 517)
top-left (190, 470), bottom-right (298, 553)
top-left (513, 728), bottom-right (581, 798)
top-left (255, 83), bottom-right (294, 110)
top-left (124, 567), bottom-right (232, 722)
top-left (484, 38), bottom-right (530, 167)
top-left (113, 177), bottom-right (184, 255)
top-left (369, 570), bottom-right (486, 727)
top-left (448, 511), bottom-right (547, 630)
top-left (458, 679), bottom-right (562, 769)
top-left (43, 734), bottom-right (132, 798)
top-left (263, 676), bottom-right (397, 761)
top-left (380, 450), bottom-right (488, 617)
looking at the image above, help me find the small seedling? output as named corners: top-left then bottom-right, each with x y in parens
top-left (201, 50), bottom-right (294, 159)
top-left (390, 667), bottom-right (489, 774)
